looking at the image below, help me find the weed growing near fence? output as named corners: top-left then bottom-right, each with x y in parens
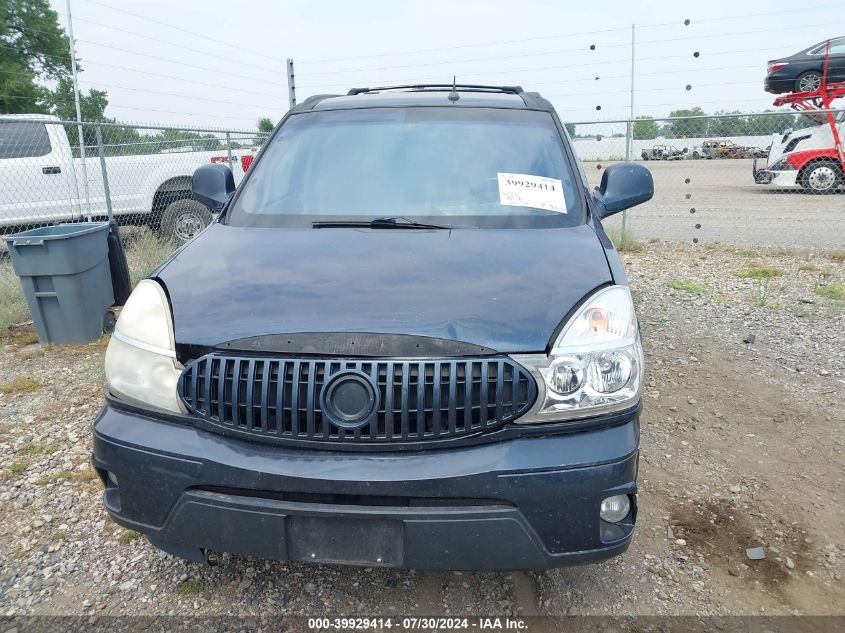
top-left (124, 228), bottom-right (177, 287)
top-left (606, 226), bottom-right (645, 253)
top-left (0, 261), bottom-right (28, 334)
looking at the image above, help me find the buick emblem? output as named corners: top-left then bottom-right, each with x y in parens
top-left (320, 371), bottom-right (378, 429)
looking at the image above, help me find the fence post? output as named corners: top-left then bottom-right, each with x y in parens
top-left (287, 58), bottom-right (297, 110)
top-left (225, 131), bottom-right (234, 171)
top-left (621, 23), bottom-right (636, 242)
top-left (94, 124), bottom-right (113, 223)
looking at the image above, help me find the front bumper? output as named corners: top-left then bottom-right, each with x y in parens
top-left (92, 404), bottom-right (639, 570)
top-left (753, 160), bottom-right (799, 188)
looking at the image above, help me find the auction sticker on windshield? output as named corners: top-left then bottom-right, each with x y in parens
top-left (497, 172), bottom-right (566, 213)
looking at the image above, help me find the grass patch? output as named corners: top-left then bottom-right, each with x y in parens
top-left (35, 467), bottom-right (99, 486)
top-left (737, 267), bottom-right (783, 279)
top-left (9, 462), bottom-right (27, 474)
top-left (667, 279), bottom-right (706, 294)
top-left (826, 250), bottom-right (845, 263)
top-left (175, 577), bottom-right (205, 595)
top-left (2, 325), bottom-right (39, 347)
top-left (124, 228), bottom-right (177, 287)
top-left (605, 227), bottom-right (645, 253)
top-left (117, 530), bottom-right (141, 544)
top-left (815, 283), bottom-right (845, 301)
top-left (734, 248), bottom-right (761, 258)
top-left (798, 263), bottom-right (821, 273)
top-left (17, 441), bottom-right (58, 457)
top-left (0, 376), bottom-right (40, 395)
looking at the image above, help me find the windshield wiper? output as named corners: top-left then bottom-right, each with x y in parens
top-left (311, 216), bottom-right (451, 229)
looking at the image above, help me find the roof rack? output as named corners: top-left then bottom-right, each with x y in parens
top-left (347, 84), bottom-right (524, 96)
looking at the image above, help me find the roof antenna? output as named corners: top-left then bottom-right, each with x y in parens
top-left (448, 76), bottom-right (460, 101)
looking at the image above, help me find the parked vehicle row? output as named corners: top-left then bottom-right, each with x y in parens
top-left (640, 144), bottom-right (686, 161)
top-left (690, 139), bottom-right (768, 160)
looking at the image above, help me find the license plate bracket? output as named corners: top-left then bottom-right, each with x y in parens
top-left (287, 516), bottom-right (403, 566)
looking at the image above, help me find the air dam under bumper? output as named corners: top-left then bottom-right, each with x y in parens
top-left (92, 404), bottom-right (639, 570)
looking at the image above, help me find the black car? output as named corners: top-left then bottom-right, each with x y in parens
top-left (93, 84), bottom-right (654, 570)
top-left (765, 36), bottom-right (845, 94)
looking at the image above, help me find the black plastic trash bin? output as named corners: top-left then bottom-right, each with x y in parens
top-left (5, 223), bottom-right (114, 344)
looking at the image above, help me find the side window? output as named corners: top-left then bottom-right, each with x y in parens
top-left (0, 121), bottom-right (52, 159)
top-left (828, 38), bottom-right (845, 54)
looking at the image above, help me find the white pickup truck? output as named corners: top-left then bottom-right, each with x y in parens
top-left (0, 114), bottom-right (255, 242)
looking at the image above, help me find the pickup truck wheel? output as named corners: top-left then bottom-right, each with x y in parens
top-left (161, 199), bottom-right (213, 243)
top-left (799, 161), bottom-right (843, 194)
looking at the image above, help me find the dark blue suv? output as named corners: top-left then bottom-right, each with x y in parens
top-left (93, 85), bottom-right (653, 570)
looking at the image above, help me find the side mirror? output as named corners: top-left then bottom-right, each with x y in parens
top-left (192, 163), bottom-right (235, 211)
top-left (593, 162), bottom-right (654, 219)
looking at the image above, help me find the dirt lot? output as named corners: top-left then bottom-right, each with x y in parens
top-left (0, 241), bottom-right (843, 617)
top-left (588, 159), bottom-right (845, 250)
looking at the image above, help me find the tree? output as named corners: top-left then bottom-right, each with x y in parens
top-left (0, 0), bottom-right (72, 113)
top-left (564, 122), bottom-right (577, 138)
top-left (664, 107), bottom-right (708, 139)
top-left (632, 116), bottom-right (658, 140)
top-left (255, 117), bottom-right (275, 145)
top-left (746, 110), bottom-right (798, 136)
top-left (50, 77), bottom-right (108, 121)
top-left (706, 110), bottom-right (747, 137)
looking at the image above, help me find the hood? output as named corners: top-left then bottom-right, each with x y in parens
top-left (157, 223), bottom-right (612, 354)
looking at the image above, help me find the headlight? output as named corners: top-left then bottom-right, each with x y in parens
top-left (511, 286), bottom-right (643, 422)
top-left (104, 279), bottom-right (184, 414)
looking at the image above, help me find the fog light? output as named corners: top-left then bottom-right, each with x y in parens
top-left (107, 471), bottom-right (118, 486)
top-left (600, 494), bottom-right (630, 523)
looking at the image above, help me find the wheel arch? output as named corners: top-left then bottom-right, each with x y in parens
top-left (152, 176), bottom-right (194, 212)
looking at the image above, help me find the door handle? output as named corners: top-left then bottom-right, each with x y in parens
top-left (42, 166), bottom-right (61, 175)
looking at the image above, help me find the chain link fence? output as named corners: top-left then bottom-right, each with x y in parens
top-left (568, 109), bottom-right (845, 250)
top-left (1, 109), bottom-right (844, 334)
top-left (0, 115), bottom-right (269, 331)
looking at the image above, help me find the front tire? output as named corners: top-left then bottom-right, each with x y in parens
top-left (160, 199), bottom-right (213, 243)
top-left (799, 161), bottom-right (843, 194)
top-left (795, 70), bottom-right (822, 93)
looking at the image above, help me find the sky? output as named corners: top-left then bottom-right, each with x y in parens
top-left (46, 0), bottom-right (845, 131)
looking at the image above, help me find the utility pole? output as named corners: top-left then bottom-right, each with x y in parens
top-left (622, 23), bottom-right (635, 240)
top-left (65, 0), bottom-right (91, 220)
top-left (287, 58), bottom-right (296, 110)
top-left (625, 24), bottom-right (635, 160)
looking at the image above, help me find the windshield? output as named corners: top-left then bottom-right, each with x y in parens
top-left (227, 106), bottom-right (582, 229)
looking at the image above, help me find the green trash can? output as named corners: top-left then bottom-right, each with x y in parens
top-left (5, 223), bottom-right (114, 344)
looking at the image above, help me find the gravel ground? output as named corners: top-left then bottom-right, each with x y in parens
top-left (0, 241), bottom-right (843, 617)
